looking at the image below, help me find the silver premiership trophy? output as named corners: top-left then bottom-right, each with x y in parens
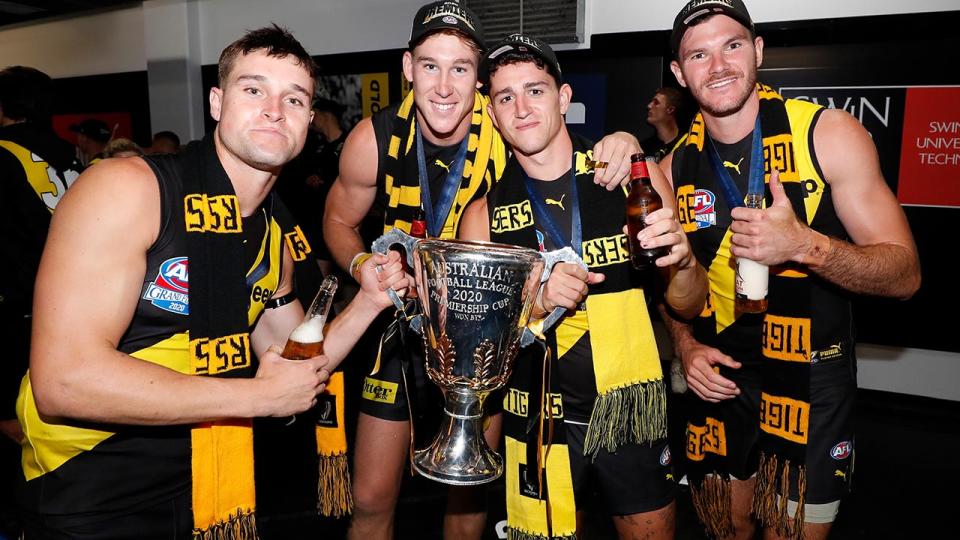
top-left (372, 229), bottom-right (582, 485)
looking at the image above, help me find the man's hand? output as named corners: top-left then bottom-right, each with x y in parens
top-left (255, 345), bottom-right (330, 417)
top-left (730, 169), bottom-right (812, 266)
top-left (679, 338), bottom-right (741, 403)
top-left (630, 207), bottom-right (695, 269)
top-left (537, 262), bottom-right (605, 316)
top-left (0, 419), bottom-right (23, 444)
top-left (358, 250), bottom-right (410, 310)
top-left (592, 132), bottom-right (641, 190)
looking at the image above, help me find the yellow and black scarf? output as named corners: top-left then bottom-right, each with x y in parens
top-left (380, 89), bottom-right (506, 238)
top-left (181, 135), bottom-right (258, 539)
top-left (255, 211), bottom-right (353, 517)
top-left (490, 136), bottom-right (666, 539)
top-left (674, 85), bottom-right (839, 539)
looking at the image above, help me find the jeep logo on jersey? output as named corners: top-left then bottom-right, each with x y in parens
top-left (830, 440), bottom-right (852, 460)
top-left (143, 257), bottom-right (189, 315)
top-left (660, 446), bottom-right (672, 466)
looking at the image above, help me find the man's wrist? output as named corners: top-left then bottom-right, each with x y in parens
top-left (798, 229), bottom-right (830, 268)
top-left (349, 252), bottom-right (372, 282)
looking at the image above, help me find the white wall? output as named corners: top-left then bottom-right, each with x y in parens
top-left (0, 6), bottom-right (145, 78)
top-left (4, 0), bottom-right (959, 77)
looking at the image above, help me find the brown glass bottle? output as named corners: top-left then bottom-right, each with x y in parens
top-left (626, 153), bottom-right (668, 270)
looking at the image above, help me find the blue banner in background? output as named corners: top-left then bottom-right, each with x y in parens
top-left (564, 73), bottom-right (606, 142)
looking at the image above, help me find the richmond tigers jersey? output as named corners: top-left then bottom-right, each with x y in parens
top-left (16, 154), bottom-right (284, 519)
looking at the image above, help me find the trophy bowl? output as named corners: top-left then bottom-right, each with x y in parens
top-left (372, 230), bottom-right (582, 485)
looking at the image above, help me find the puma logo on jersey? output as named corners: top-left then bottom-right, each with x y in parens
top-left (723, 157), bottom-right (744, 175)
top-left (545, 194), bottom-right (565, 211)
top-left (435, 159), bottom-right (450, 173)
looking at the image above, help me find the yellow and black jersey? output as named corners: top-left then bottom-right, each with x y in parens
top-left (16, 153), bottom-right (285, 520)
top-left (672, 97), bottom-right (853, 373)
top-left (371, 91), bottom-right (508, 239)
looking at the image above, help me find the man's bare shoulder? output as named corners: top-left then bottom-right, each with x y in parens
top-left (53, 157), bottom-right (161, 248)
top-left (812, 108), bottom-right (882, 187)
top-left (339, 116), bottom-right (378, 187)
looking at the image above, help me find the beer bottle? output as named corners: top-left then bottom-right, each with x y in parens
top-left (734, 192), bottom-right (768, 313)
top-left (626, 153), bottom-right (668, 270)
top-left (282, 275), bottom-right (338, 360)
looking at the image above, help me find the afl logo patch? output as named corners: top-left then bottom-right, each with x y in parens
top-left (143, 256), bottom-right (189, 315)
top-left (691, 189), bottom-right (717, 229)
top-left (830, 441), bottom-right (852, 460)
top-left (660, 446), bottom-right (672, 466)
top-left (442, 15), bottom-right (457, 24)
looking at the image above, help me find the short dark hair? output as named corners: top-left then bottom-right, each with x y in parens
top-left (153, 130), bottom-right (181, 147)
top-left (485, 52), bottom-right (560, 88)
top-left (0, 66), bottom-right (55, 123)
top-left (217, 24), bottom-right (318, 86)
top-left (657, 87), bottom-right (683, 112)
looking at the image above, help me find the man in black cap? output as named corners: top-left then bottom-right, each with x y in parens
top-left (662, 1), bottom-right (920, 539)
top-left (461, 32), bottom-right (707, 540)
top-left (324, 3), bottom-right (643, 539)
top-left (70, 117), bottom-right (111, 166)
top-left (0, 64), bottom-right (84, 540)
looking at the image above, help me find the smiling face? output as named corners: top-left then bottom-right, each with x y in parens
top-left (209, 49), bottom-right (315, 172)
top-left (670, 14), bottom-right (762, 119)
top-left (402, 32), bottom-right (480, 145)
top-left (487, 60), bottom-right (570, 158)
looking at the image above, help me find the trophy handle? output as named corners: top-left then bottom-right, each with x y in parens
top-left (371, 228), bottom-right (418, 312)
top-left (520, 247), bottom-right (588, 347)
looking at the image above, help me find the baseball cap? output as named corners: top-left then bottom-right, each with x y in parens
top-left (409, 1), bottom-right (484, 51)
top-left (671, 0), bottom-right (755, 55)
top-left (481, 33), bottom-right (562, 85)
top-left (69, 118), bottom-right (112, 143)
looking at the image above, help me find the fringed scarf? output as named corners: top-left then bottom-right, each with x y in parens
top-left (674, 85), bottom-right (823, 540)
top-left (274, 211), bottom-right (354, 518)
top-left (380, 89), bottom-right (506, 238)
top-left (490, 136), bottom-right (666, 539)
top-left (181, 135), bottom-right (258, 539)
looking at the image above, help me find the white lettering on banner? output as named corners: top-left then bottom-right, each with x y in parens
top-left (791, 95), bottom-right (891, 127)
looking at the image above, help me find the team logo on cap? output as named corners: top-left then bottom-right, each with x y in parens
top-left (423, 4), bottom-right (476, 30)
top-left (660, 446), bottom-right (672, 466)
top-left (143, 256), bottom-right (189, 315)
top-left (830, 441), bottom-right (852, 460)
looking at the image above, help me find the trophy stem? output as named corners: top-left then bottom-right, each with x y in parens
top-left (413, 387), bottom-right (502, 485)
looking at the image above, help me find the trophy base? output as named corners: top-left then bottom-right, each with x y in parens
top-left (412, 388), bottom-right (503, 485)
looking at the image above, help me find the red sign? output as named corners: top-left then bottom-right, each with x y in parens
top-left (897, 87), bottom-right (960, 207)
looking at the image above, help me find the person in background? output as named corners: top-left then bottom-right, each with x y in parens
top-left (69, 117), bottom-right (111, 166)
top-left (103, 137), bottom-right (145, 158)
top-left (642, 87), bottom-right (684, 163)
top-left (0, 64), bottom-right (84, 540)
top-left (149, 130), bottom-right (181, 154)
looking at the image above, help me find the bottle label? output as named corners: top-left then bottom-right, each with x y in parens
top-left (630, 159), bottom-right (649, 179)
top-left (735, 258), bottom-right (769, 301)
